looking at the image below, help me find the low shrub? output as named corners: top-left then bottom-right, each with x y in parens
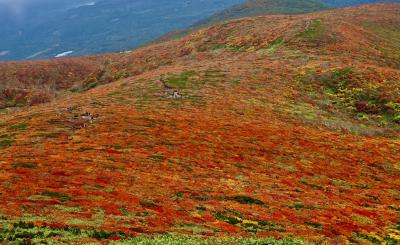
top-left (302, 68), bottom-right (400, 124)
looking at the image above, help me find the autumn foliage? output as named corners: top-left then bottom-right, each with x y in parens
top-left (0, 3), bottom-right (399, 244)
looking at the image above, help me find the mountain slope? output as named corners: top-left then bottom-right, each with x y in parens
top-left (0, 3), bottom-right (399, 244)
top-left (160, 0), bottom-right (400, 43)
top-left (156, 0), bottom-right (328, 43)
top-left (196, 0), bottom-right (328, 26)
top-left (323, 0), bottom-right (400, 7)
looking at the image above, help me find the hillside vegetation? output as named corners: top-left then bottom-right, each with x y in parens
top-left (0, 3), bottom-right (399, 244)
top-left (158, 0), bottom-right (329, 42)
top-left (195, 0), bottom-right (328, 26)
top-left (323, 0), bottom-right (400, 7)
top-left (0, 55), bottom-right (125, 109)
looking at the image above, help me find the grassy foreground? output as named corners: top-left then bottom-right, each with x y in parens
top-left (112, 236), bottom-right (308, 245)
top-left (0, 221), bottom-right (308, 244)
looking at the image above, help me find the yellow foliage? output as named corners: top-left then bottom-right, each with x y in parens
top-left (241, 219), bottom-right (259, 226)
top-left (367, 232), bottom-right (384, 242)
top-left (246, 46), bottom-right (256, 52)
top-left (387, 229), bottom-right (400, 240)
top-left (192, 213), bottom-right (202, 218)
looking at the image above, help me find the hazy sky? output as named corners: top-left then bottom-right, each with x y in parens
top-left (0, 0), bottom-right (85, 17)
top-left (0, 0), bottom-right (25, 16)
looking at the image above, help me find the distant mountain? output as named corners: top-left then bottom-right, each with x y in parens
top-left (322, 0), bottom-right (400, 7)
top-left (193, 0), bottom-right (400, 27)
top-left (159, 0), bottom-right (400, 43)
top-left (0, 0), bottom-right (244, 61)
top-left (156, 0), bottom-right (329, 42)
top-left (195, 0), bottom-right (328, 27)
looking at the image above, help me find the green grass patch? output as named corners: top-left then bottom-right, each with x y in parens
top-left (298, 19), bottom-right (325, 41)
top-left (0, 139), bottom-right (16, 148)
top-left (103, 165), bottom-right (124, 171)
top-left (164, 71), bottom-right (196, 89)
top-left (113, 235), bottom-right (308, 244)
top-left (320, 68), bottom-right (353, 93)
top-left (211, 43), bottom-right (228, 51)
top-left (174, 192), bottom-right (184, 199)
top-left (107, 91), bottom-right (122, 97)
top-left (300, 180), bottom-right (324, 190)
top-left (71, 77), bottom-right (98, 93)
top-left (41, 192), bottom-right (71, 202)
top-left (269, 37), bottom-right (284, 48)
top-left (32, 132), bottom-right (59, 138)
top-left (300, 68), bottom-right (400, 125)
top-left (289, 203), bottom-right (316, 210)
top-left (54, 205), bottom-right (82, 213)
top-left (353, 231), bottom-right (382, 244)
top-left (0, 219), bottom-right (309, 244)
top-left (8, 123), bottom-right (29, 131)
top-left (139, 202), bottom-right (158, 208)
top-left (258, 36), bottom-right (285, 55)
top-left (111, 145), bottom-right (123, 150)
top-left (388, 206), bottom-right (400, 212)
top-left (0, 220), bottom-right (130, 243)
top-left (12, 162), bottom-right (38, 169)
top-left (230, 196), bottom-right (264, 205)
top-left (305, 221), bottom-right (323, 229)
top-left (196, 206), bottom-right (206, 212)
top-left (215, 211), bottom-right (284, 233)
top-left (78, 147), bottom-right (96, 152)
top-left (215, 212), bottom-right (241, 225)
top-left (148, 155), bottom-right (166, 162)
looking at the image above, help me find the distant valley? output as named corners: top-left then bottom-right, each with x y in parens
top-left (0, 0), bottom-right (244, 60)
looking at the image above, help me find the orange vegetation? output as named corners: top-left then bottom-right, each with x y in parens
top-left (0, 3), bottom-right (399, 243)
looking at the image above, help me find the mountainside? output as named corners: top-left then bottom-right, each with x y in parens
top-left (194, 0), bottom-right (328, 27)
top-left (195, 0), bottom-right (328, 26)
top-left (323, 0), bottom-right (400, 7)
top-left (189, 0), bottom-right (400, 29)
top-left (0, 0), bottom-right (244, 61)
top-left (157, 0), bottom-right (329, 42)
top-left (165, 0), bottom-right (400, 40)
top-left (162, 0), bottom-right (400, 41)
top-left (3, 0), bottom-right (398, 61)
top-left (0, 3), bottom-right (400, 244)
